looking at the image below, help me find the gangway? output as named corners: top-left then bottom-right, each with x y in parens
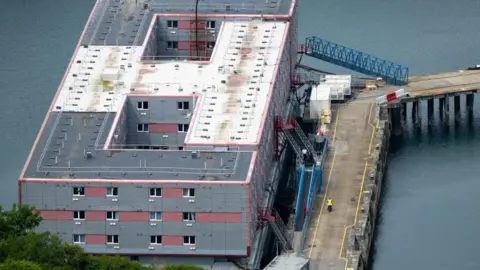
top-left (258, 208), bottom-right (293, 252)
top-left (280, 118), bottom-right (319, 164)
top-left (302, 36), bottom-right (409, 86)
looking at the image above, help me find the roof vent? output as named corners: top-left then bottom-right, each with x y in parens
top-left (191, 151), bottom-right (200, 159)
top-left (85, 151), bottom-right (93, 159)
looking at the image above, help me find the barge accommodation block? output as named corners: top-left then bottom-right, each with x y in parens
top-left (19, 0), bottom-right (299, 267)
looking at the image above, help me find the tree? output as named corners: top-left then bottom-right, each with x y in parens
top-left (0, 204), bottom-right (202, 270)
top-left (0, 205), bottom-right (42, 241)
top-left (84, 255), bottom-right (150, 270)
top-left (0, 232), bottom-right (84, 269)
top-left (0, 259), bottom-right (42, 270)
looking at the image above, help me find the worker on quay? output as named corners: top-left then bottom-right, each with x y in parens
top-left (327, 197), bottom-right (333, 212)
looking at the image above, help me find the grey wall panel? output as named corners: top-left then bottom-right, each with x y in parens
top-left (71, 198), bottom-right (120, 211)
top-left (210, 223), bottom-right (226, 251)
top-left (22, 182), bottom-right (44, 208)
top-left (83, 245), bottom-right (246, 256)
top-left (105, 223), bottom-right (121, 235)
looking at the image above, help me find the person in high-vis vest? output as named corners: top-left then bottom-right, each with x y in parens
top-left (327, 197), bottom-right (333, 212)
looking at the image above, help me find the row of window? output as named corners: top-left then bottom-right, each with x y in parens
top-left (137, 123), bottom-right (189, 133)
top-left (166, 41), bottom-right (215, 50)
top-left (73, 187), bottom-right (195, 197)
top-left (73, 234), bottom-right (196, 245)
top-left (72, 211), bottom-right (196, 222)
top-left (137, 101), bottom-right (190, 110)
top-left (167, 19), bottom-right (216, 29)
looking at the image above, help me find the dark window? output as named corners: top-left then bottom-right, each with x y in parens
top-left (183, 236), bottom-right (196, 245)
top-left (167, 20), bottom-right (178, 28)
top-left (150, 235), bottom-right (162, 244)
top-left (167, 41), bottom-right (178, 49)
top-left (137, 101), bottom-right (148, 110)
top-left (177, 101), bottom-right (190, 110)
top-left (149, 188), bottom-right (162, 197)
top-left (178, 124), bottom-right (189, 133)
top-left (73, 187), bottom-right (84, 196)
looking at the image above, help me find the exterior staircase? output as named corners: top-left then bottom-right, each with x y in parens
top-left (281, 119), bottom-right (319, 164)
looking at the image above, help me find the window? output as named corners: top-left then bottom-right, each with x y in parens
top-left (206, 21), bottom-right (216, 29)
top-left (73, 234), bottom-right (85, 244)
top-left (137, 123), bottom-right (149, 132)
top-left (150, 235), bottom-right (162, 245)
top-left (178, 124), bottom-right (189, 133)
top-left (167, 41), bottom-right (178, 49)
top-left (207, 41), bottom-right (215, 49)
top-left (149, 212), bottom-right (162, 221)
top-left (177, 101), bottom-right (190, 110)
top-left (183, 212), bottom-right (196, 221)
top-left (73, 211), bottom-right (85, 220)
top-left (149, 188), bottom-right (162, 197)
top-left (183, 188), bottom-right (195, 197)
top-left (106, 211), bottom-right (118, 220)
top-left (106, 187), bottom-right (118, 196)
top-left (137, 101), bottom-right (149, 110)
top-left (167, 20), bottom-right (178, 28)
top-left (183, 236), bottom-right (196, 245)
top-left (130, 256), bottom-right (139, 261)
top-left (107, 235), bottom-right (119, 244)
top-left (73, 187), bottom-right (84, 196)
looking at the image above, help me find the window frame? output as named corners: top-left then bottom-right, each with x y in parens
top-left (182, 188), bottom-right (195, 197)
top-left (106, 187), bottom-right (118, 197)
top-left (73, 234), bottom-right (85, 244)
top-left (183, 235), bottom-right (196, 245)
top-left (137, 123), bottom-right (149, 132)
top-left (183, 212), bottom-right (196, 222)
top-left (106, 211), bottom-right (118, 221)
top-left (150, 235), bottom-right (163, 245)
top-left (106, 235), bottom-right (119, 244)
top-left (73, 211), bottom-right (85, 220)
top-left (149, 211), bottom-right (162, 221)
top-left (137, 101), bottom-right (149, 110)
top-left (149, 188), bottom-right (162, 197)
top-left (167, 41), bottom-right (178, 49)
top-left (177, 101), bottom-right (190, 110)
top-left (167, 20), bottom-right (178, 29)
top-left (72, 187), bottom-right (85, 196)
top-left (207, 41), bottom-right (215, 49)
top-left (206, 21), bottom-right (216, 29)
top-left (178, 124), bottom-right (189, 133)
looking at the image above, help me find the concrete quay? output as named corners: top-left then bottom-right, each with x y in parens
top-left (297, 69), bottom-right (480, 270)
top-left (303, 101), bottom-right (383, 270)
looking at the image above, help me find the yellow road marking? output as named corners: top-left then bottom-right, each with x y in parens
top-left (307, 108), bottom-right (340, 258)
top-left (338, 103), bottom-right (377, 269)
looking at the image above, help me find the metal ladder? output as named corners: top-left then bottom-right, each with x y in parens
top-left (293, 121), bottom-right (319, 162)
top-left (268, 211), bottom-right (293, 251)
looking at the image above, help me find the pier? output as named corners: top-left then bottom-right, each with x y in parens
top-left (295, 69), bottom-right (480, 269)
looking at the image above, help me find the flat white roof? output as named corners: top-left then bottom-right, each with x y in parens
top-left (311, 85), bottom-right (331, 101)
top-left (52, 21), bottom-right (287, 146)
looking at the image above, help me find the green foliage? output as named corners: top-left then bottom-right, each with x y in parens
top-left (0, 205), bottom-right (42, 241)
top-left (84, 255), bottom-right (148, 270)
top-left (0, 204), bottom-right (200, 270)
top-left (0, 259), bottom-right (42, 270)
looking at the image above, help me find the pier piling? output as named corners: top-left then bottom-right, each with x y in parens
top-left (454, 96), bottom-right (461, 121)
top-left (466, 93), bottom-right (474, 121)
top-left (427, 99), bottom-right (434, 125)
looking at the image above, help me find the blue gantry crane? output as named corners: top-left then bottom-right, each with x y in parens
top-left (303, 36), bottom-right (409, 85)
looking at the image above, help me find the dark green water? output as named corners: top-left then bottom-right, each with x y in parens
top-left (1, 1), bottom-right (480, 269)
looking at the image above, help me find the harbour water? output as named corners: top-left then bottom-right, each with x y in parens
top-left (1, 1), bottom-right (480, 269)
